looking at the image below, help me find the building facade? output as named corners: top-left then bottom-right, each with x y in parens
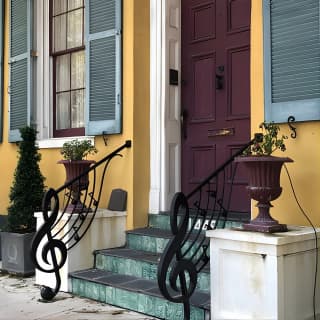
top-left (0, 0), bottom-right (319, 231)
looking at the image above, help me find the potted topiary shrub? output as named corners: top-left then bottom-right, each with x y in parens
top-left (1, 126), bottom-right (46, 275)
top-left (58, 139), bottom-right (98, 212)
top-left (235, 122), bottom-right (293, 233)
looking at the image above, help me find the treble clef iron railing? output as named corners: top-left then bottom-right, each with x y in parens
top-left (31, 140), bottom-right (131, 300)
top-left (157, 134), bottom-right (263, 319)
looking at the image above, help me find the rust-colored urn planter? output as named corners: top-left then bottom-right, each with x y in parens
top-left (58, 160), bottom-right (95, 213)
top-left (235, 156), bottom-right (293, 233)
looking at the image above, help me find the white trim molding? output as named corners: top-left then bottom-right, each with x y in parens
top-left (149, 0), bottom-right (163, 213)
top-left (149, 0), bottom-right (181, 214)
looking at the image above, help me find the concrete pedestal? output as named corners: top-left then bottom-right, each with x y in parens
top-left (207, 226), bottom-right (320, 320)
top-left (35, 209), bottom-right (126, 292)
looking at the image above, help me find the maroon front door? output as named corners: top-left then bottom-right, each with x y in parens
top-left (181, 0), bottom-right (251, 212)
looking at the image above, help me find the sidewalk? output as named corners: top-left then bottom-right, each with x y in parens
top-left (0, 271), bottom-right (159, 320)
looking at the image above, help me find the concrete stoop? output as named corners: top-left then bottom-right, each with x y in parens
top-left (70, 212), bottom-right (244, 319)
top-left (70, 213), bottom-right (214, 320)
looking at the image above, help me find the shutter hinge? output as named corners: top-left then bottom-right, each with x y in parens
top-left (116, 29), bottom-right (121, 36)
top-left (117, 94), bottom-right (121, 105)
top-left (102, 131), bottom-right (108, 146)
top-left (287, 116), bottom-right (297, 139)
top-left (30, 50), bottom-right (38, 57)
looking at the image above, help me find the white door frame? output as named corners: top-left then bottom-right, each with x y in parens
top-left (149, 0), bottom-right (181, 213)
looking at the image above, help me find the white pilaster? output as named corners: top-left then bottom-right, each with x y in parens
top-left (149, 0), bottom-right (163, 213)
top-left (207, 226), bottom-right (320, 320)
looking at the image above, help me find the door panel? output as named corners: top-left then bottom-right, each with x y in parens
top-left (227, 0), bottom-right (251, 32)
top-left (182, 0), bottom-right (251, 213)
top-left (227, 46), bottom-right (250, 118)
top-left (192, 3), bottom-right (216, 41)
top-left (193, 54), bottom-right (216, 121)
top-left (190, 145), bottom-right (216, 184)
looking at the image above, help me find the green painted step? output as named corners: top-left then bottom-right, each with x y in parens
top-left (71, 268), bottom-right (210, 320)
top-left (95, 248), bottom-right (210, 292)
top-left (148, 212), bottom-right (249, 231)
top-left (69, 212), bottom-right (229, 319)
top-left (126, 227), bottom-right (171, 254)
top-left (126, 227), bottom-right (209, 262)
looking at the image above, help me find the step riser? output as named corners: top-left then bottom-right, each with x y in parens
top-left (126, 233), bottom-right (169, 254)
top-left (96, 254), bottom-right (158, 282)
top-left (72, 278), bottom-right (208, 320)
top-left (95, 253), bottom-right (210, 292)
top-left (126, 233), bottom-right (210, 262)
top-left (149, 214), bottom-right (244, 232)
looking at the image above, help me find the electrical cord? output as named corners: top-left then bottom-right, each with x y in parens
top-left (284, 164), bottom-right (318, 320)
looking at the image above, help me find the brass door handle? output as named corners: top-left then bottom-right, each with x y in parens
top-left (208, 128), bottom-right (234, 137)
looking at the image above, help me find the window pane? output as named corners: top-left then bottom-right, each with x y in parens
top-left (53, 0), bottom-right (67, 15)
top-left (53, 15), bottom-right (67, 51)
top-left (71, 89), bottom-right (85, 128)
top-left (71, 51), bottom-right (85, 89)
top-left (67, 9), bottom-right (83, 49)
top-left (56, 54), bottom-right (70, 92)
top-left (68, 0), bottom-right (83, 10)
top-left (56, 92), bottom-right (70, 129)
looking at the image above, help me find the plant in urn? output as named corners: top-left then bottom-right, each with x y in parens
top-left (235, 122), bottom-right (293, 233)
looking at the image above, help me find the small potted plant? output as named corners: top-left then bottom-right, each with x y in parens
top-left (1, 126), bottom-right (46, 275)
top-left (243, 122), bottom-right (287, 156)
top-left (235, 122), bottom-right (293, 233)
top-left (58, 139), bottom-right (98, 212)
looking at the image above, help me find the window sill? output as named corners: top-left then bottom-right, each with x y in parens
top-left (37, 136), bottom-right (95, 149)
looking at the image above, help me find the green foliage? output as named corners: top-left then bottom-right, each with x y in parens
top-left (60, 139), bottom-right (98, 161)
top-left (245, 122), bottom-right (288, 156)
top-left (7, 126), bottom-right (46, 233)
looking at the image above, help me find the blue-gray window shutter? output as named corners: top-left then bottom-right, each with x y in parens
top-left (264, 0), bottom-right (320, 123)
top-left (0, 0), bottom-right (4, 143)
top-left (9, 0), bottom-right (31, 142)
top-left (85, 0), bottom-right (122, 135)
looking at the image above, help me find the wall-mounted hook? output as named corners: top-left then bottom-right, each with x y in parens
top-left (287, 116), bottom-right (297, 139)
top-left (102, 131), bottom-right (108, 146)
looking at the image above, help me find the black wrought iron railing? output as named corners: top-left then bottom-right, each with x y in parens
top-left (157, 134), bottom-right (263, 319)
top-left (31, 140), bottom-right (131, 300)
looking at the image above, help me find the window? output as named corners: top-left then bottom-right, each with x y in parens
top-left (51, 0), bottom-right (85, 137)
top-left (9, 0), bottom-right (122, 142)
top-left (263, 0), bottom-right (320, 123)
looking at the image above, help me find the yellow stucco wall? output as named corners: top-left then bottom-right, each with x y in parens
top-left (132, 1), bottom-right (150, 228)
top-left (0, 0), bottom-right (150, 230)
top-left (251, 1), bottom-right (320, 227)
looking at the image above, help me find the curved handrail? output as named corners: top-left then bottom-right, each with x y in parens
top-left (31, 140), bottom-right (131, 300)
top-left (157, 134), bottom-right (262, 319)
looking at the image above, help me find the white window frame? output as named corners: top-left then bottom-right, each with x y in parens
top-left (34, 0), bottom-right (93, 148)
